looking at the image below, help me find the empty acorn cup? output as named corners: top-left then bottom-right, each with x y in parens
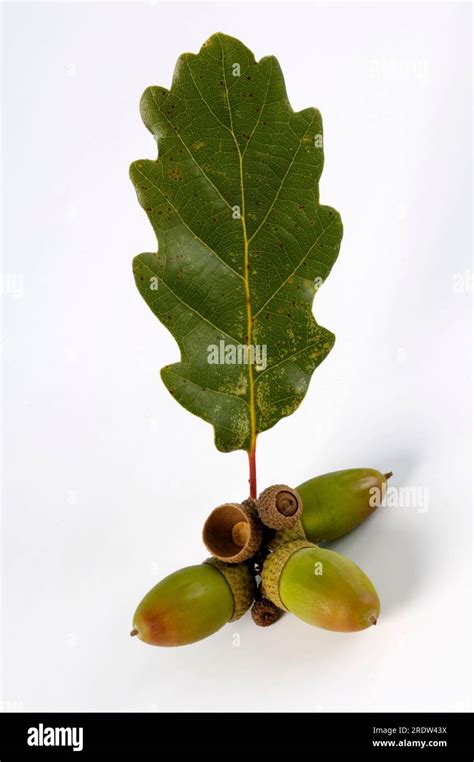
top-left (257, 484), bottom-right (303, 530)
top-left (202, 502), bottom-right (262, 563)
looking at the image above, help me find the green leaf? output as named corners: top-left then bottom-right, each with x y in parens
top-left (131, 33), bottom-right (343, 453)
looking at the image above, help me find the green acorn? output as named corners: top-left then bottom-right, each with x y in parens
top-left (131, 560), bottom-right (254, 647)
top-left (297, 468), bottom-right (392, 542)
top-left (262, 540), bottom-right (380, 632)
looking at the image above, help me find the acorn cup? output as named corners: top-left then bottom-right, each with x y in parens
top-left (257, 485), bottom-right (303, 530)
top-left (251, 583), bottom-right (282, 627)
top-left (262, 540), bottom-right (380, 632)
top-left (202, 502), bottom-right (262, 563)
top-left (297, 468), bottom-right (393, 542)
top-left (131, 560), bottom-right (254, 647)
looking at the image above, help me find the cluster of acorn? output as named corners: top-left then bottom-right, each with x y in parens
top-left (130, 469), bottom-right (391, 646)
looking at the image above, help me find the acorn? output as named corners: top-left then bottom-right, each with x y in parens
top-left (262, 540), bottom-right (380, 632)
top-left (131, 560), bottom-right (254, 647)
top-left (202, 502), bottom-right (262, 563)
top-left (297, 468), bottom-right (393, 542)
top-left (257, 484), bottom-right (303, 530)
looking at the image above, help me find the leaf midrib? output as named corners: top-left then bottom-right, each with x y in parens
top-left (218, 34), bottom-right (257, 454)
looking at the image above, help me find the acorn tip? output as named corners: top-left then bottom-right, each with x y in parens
top-left (369, 615), bottom-right (377, 626)
top-left (130, 628), bottom-right (138, 637)
top-left (384, 471), bottom-right (393, 480)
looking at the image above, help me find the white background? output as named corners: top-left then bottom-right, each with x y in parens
top-left (2, 1), bottom-right (472, 712)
